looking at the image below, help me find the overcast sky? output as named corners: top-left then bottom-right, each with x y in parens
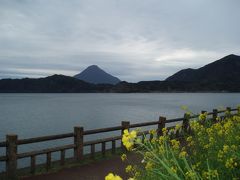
top-left (0, 0), bottom-right (239, 82)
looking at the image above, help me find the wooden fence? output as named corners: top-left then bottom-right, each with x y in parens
top-left (0, 106), bottom-right (238, 179)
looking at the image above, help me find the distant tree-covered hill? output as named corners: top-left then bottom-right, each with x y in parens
top-left (0, 75), bottom-right (113, 93)
top-left (166, 54), bottom-right (240, 83)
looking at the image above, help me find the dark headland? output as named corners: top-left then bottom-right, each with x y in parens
top-left (0, 54), bottom-right (240, 93)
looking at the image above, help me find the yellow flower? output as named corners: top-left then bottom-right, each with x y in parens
top-left (145, 162), bottom-right (153, 170)
top-left (151, 137), bottom-right (157, 144)
top-left (175, 124), bottom-right (181, 131)
top-left (223, 145), bottom-right (229, 153)
top-left (211, 170), bottom-right (218, 178)
top-left (185, 171), bottom-right (196, 179)
top-left (121, 154), bottom-right (127, 161)
top-left (199, 112), bottom-right (207, 121)
top-left (134, 171), bottom-right (140, 178)
top-left (105, 173), bottom-right (122, 180)
top-left (125, 165), bottom-right (133, 173)
top-left (225, 158), bottom-right (237, 169)
top-left (217, 129), bottom-right (223, 136)
top-left (218, 150), bottom-right (224, 160)
top-left (159, 136), bottom-right (166, 144)
top-left (216, 116), bottom-right (221, 121)
top-left (203, 170), bottom-right (219, 178)
top-left (192, 162), bottom-right (201, 170)
top-left (144, 152), bottom-right (152, 158)
top-left (122, 130), bottom-right (137, 151)
top-left (130, 130), bottom-right (137, 139)
top-left (203, 144), bottom-right (210, 149)
top-left (179, 151), bottom-right (187, 158)
top-left (170, 139), bottom-right (180, 150)
top-left (171, 166), bottom-right (177, 173)
top-left (124, 129), bottom-right (129, 134)
top-left (149, 129), bottom-right (156, 135)
top-left (186, 136), bottom-right (192, 142)
top-left (231, 145), bottom-right (237, 150)
top-left (162, 127), bottom-right (168, 135)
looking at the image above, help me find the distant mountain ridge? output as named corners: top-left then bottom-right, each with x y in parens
top-left (0, 54), bottom-right (240, 92)
top-left (74, 65), bottom-right (121, 85)
top-left (166, 54), bottom-right (240, 83)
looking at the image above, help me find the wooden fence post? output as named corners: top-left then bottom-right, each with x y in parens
top-left (226, 107), bottom-right (232, 118)
top-left (6, 134), bottom-right (18, 180)
top-left (158, 116), bottom-right (166, 136)
top-left (183, 113), bottom-right (190, 133)
top-left (112, 140), bottom-right (116, 154)
top-left (60, 150), bottom-right (65, 166)
top-left (102, 142), bottom-right (106, 157)
top-left (121, 121), bottom-right (130, 149)
top-left (30, 155), bottom-right (36, 175)
top-left (46, 152), bottom-right (51, 171)
top-left (212, 109), bottom-right (218, 122)
top-left (74, 126), bottom-right (84, 160)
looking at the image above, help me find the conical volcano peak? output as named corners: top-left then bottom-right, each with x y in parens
top-left (87, 65), bottom-right (100, 69)
top-left (74, 65), bottom-right (121, 85)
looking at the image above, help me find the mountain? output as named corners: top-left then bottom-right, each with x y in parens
top-left (166, 54), bottom-right (240, 83)
top-left (74, 65), bottom-right (121, 85)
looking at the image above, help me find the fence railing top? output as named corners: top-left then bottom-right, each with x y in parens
top-left (83, 125), bottom-right (122, 135)
top-left (17, 132), bottom-right (74, 145)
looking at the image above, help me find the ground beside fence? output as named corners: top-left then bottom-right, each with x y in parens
top-left (21, 153), bottom-right (140, 180)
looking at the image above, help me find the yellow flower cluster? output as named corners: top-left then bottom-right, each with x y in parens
top-left (109, 108), bottom-right (240, 179)
top-left (149, 129), bottom-right (156, 135)
top-left (125, 165), bottom-right (133, 173)
top-left (225, 158), bottom-right (237, 169)
top-left (199, 112), bottom-right (208, 121)
top-left (105, 173), bottom-right (122, 180)
top-left (121, 154), bottom-right (127, 161)
top-left (202, 170), bottom-right (218, 179)
top-left (170, 139), bottom-right (180, 150)
top-left (122, 129), bottom-right (137, 150)
top-left (145, 161), bottom-right (153, 170)
top-left (162, 127), bottom-right (168, 135)
top-left (179, 150), bottom-right (187, 158)
top-left (185, 170), bottom-right (197, 179)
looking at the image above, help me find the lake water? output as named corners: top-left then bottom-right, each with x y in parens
top-left (0, 93), bottom-right (239, 171)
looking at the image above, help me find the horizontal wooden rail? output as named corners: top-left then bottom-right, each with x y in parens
top-left (83, 126), bottom-right (122, 135)
top-left (165, 117), bottom-right (185, 123)
top-left (130, 121), bottom-right (159, 128)
top-left (17, 144), bottom-right (75, 159)
top-left (17, 133), bottom-right (74, 145)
